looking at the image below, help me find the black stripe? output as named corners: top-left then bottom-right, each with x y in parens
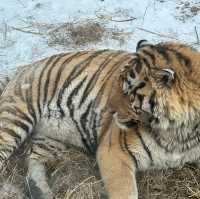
top-left (80, 101), bottom-right (96, 152)
top-left (43, 54), bottom-right (66, 109)
top-left (156, 46), bottom-right (171, 64)
top-left (122, 130), bottom-right (139, 169)
top-left (0, 117), bottom-right (30, 135)
top-left (67, 50), bottom-right (108, 83)
top-left (31, 150), bottom-right (48, 159)
top-left (0, 106), bottom-right (34, 126)
top-left (48, 52), bottom-right (87, 115)
top-left (25, 73), bottom-right (37, 123)
top-left (78, 52), bottom-right (121, 108)
top-left (33, 143), bottom-right (57, 157)
top-left (65, 51), bottom-right (109, 100)
top-left (1, 128), bottom-right (22, 147)
top-left (100, 54), bottom-right (130, 86)
top-left (119, 129), bottom-right (126, 151)
top-left (135, 128), bottom-right (153, 163)
top-left (57, 50), bottom-right (107, 117)
top-left (66, 76), bottom-right (93, 152)
top-left (142, 49), bottom-right (156, 65)
top-left (121, 119), bottom-right (138, 128)
top-left (0, 154), bottom-right (6, 161)
top-left (37, 55), bottom-right (58, 117)
top-left (32, 137), bottom-right (45, 142)
top-left (149, 90), bottom-right (156, 114)
top-left (0, 127), bottom-right (21, 146)
top-left (135, 60), bottom-right (142, 74)
top-left (137, 94), bottom-right (144, 109)
top-left (90, 108), bottom-right (98, 148)
top-left (13, 106), bottom-right (34, 126)
top-left (0, 147), bottom-right (15, 159)
top-left (132, 82), bottom-right (146, 96)
top-left (193, 123), bottom-right (199, 131)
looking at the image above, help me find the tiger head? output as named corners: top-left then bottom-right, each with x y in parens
top-left (121, 40), bottom-right (200, 131)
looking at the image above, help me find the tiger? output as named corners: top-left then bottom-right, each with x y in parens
top-left (0, 39), bottom-right (199, 199)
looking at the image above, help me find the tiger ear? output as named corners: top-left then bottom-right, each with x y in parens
top-left (136, 40), bottom-right (151, 51)
top-left (151, 68), bottom-right (175, 88)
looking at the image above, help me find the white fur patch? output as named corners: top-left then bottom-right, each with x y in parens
top-left (162, 68), bottom-right (175, 79)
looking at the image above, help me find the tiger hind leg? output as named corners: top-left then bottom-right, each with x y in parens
top-left (27, 136), bottom-right (67, 199)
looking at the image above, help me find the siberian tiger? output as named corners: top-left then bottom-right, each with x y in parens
top-left (0, 40), bottom-right (199, 199)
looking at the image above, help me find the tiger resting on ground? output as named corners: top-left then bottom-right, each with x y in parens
top-left (0, 40), bottom-right (200, 199)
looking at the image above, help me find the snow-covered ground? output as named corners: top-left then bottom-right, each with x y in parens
top-left (0, 0), bottom-right (200, 72)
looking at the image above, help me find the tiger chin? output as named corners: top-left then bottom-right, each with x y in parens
top-left (0, 40), bottom-right (200, 199)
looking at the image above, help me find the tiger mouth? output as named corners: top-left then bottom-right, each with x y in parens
top-left (133, 107), bottom-right (155, 125)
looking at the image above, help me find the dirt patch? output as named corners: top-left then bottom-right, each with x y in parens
top-left (47, 20), bottom-right (132, 48)
top-left (9, 19), bottom-right (132, 49)
top-left (47, 21), bottom-right (106, 47)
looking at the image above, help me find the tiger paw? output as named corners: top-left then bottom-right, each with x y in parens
top-left (27, 178), bottom-right (54, 199)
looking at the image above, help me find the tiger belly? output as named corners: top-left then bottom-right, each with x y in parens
top-left (35, 116), bottom-right (85, 150)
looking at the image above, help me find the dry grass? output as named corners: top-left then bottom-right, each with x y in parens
top-left (0, 148), bottom-right (200, 199)
top-left (47, 21), bottom-right (106, 47)
top-left (46, 20), bottom-right (132, 48)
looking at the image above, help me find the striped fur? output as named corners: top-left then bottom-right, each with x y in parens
top-left (1, 41), bottom-right (200, 199)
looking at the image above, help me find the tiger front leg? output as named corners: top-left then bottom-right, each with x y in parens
top-left (97, 123), bottom-right (139, 199)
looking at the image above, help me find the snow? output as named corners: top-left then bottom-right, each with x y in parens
top-left (0, 0), bottom-right (200, 72)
